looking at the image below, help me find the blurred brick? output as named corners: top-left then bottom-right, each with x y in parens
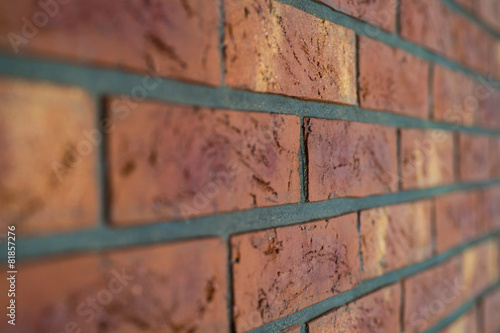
top-left (479, 89), bottom-right (500, 129)
top-left (454, 0), bottom-right (474, 12)
top-left (490, 137), bottom-right (500, 177)
top-left (359, 37), bottom-right (429, 119)
top-left (403, 257), bottom-right (463, 333)
top-left (0, 238), bottom-right (228, 333)
top-left (477, 0), bottom-right (500, 33)
top-left (224, 0), bottom-right (356, 104)
top-left (360, 200), bottom-right (432, 280)
top-left (308, 284), bottom-right (401, 333)
top-left (459, 134), bottom-right (490, 182)
top-left (483, 288), bottom-right (500, 333)
top-left (435, 191), bottom-right (479, 253)
top-left (0, 0), bottom-right (221, 86)
top-left (231, 214), bottom-right (359, 332)
top-left (482, 186), bottom-right (500, 232)
top-left (306, 118), bottom-right (397, 201)
top-left (400, 129), bottom-right (454, 189)
top-left (315, 0), bottom-right (396, 31)
top-left (433, 65), bottom-right (477, 126)
top-left (0, 78), bottom-right (97, 235)
top-left (108, 100), bottom-right (300, 225)
top-left (440, 307), bottom-right (478, 333)
top-left (462, 241), bottom-right (499, 298)
top-left (280, 325), bottom-right (301, 333)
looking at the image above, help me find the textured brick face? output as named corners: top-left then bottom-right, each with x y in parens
top-left (435, 191), bottom-right (479, 253)
top-left (108, 100), bottom-right (300, 225)
top-left (459, 134), bottom-right (490, 182)
top-left (224, 0), bottom-right (357, 104)
top-left (358, 37), bottom-right (429, 119)
top-left (0, 0), bottom-right (221, 86)
top-left (0, 239), bottom-right (228, 333)
top-left (403, 258), bottom-right (464, 333)
top-left (0, 78), bottom-right (97, 235)
top-left (360, 201), bottom-right (432, 280)
top-left (483, 187), bottom-right (500, 232)
top-left (484, 288), bottom-right (500, 333)
top-left (306, 119), bottom-right (398, 201)
top-left (441, 307), bottom-right (478, 333)
top-left (400, 129), bottom-right (454, 189)
top-left (231, 214), bottom-right (359, 332)
top-left (314, 0), bottom-right (396, 31)
top-left (462, 241), bottom-right (499, 298)
top-left (308, 284), bottom-right (401, 333)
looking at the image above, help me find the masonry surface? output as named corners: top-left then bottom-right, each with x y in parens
top-left (0, 0), bottom-right (500, 332)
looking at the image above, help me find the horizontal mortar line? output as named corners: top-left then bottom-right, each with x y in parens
top-left (439, 0), bottom-right (500, 40)
top-left (249, 230), bottom-right (500, 333)
top-left (15, 179), bottom-right (500, 260)
top-left (424, 280), bottom-right (500, 333)
top-left (0, 56), bottom-right (499, 136)
top-left (278, 0), bottom-right (499, 86)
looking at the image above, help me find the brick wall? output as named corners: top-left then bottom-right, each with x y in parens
top-left (0, 0), bottom-right (499, 332)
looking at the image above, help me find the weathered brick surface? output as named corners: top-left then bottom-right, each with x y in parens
top-left (308, 284), bottom-right (401, 333)
top-left (314, 0), bottom-right (396, 31)
top-left (483, 288), bottom-right (500, 333)
top-left (224, 0), bottom-right (357, 104)
top-left (433, 65), bottom-right (477, 126)
top-left (0, 238), bottom-right (228, 333)
top-left (441, 307), bottom-right (478, 333)
top-left (360, 200), bottom-right (432, 280)
top-left (400, 129), bottom-right (454, 189)
top-left (108, 99), bottom-right (300, 225)
top-left (358, 37), bottom-right (429, 119)
top-left (306, 118), bottom-right (398, 201)
top-left (403, 257), bottom-right (464, 333)
top-left (435, 191), bottom-right (479, 253)
top-left (462, 241), bottom-right (499, 298)
top-left (0, 78), bottom-right (97, 235)
top-left (459, 134), bottom-right (490, 182)
top-left (0, 0), bottom-right (221, 86)
top-left (231, 214), bottom-right (359, 332)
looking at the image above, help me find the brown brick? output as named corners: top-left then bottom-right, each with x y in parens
top-left (482, 186), bottom-right (500, 232)
top-left (0, 0), bottom-right (221, 86)
top-left (308, 284), bottom-right (401, 333)
top-left (433, 66), bottom-right (477, 126)
top-left (490, 137), bottom-right (500, 177)
top-left (306, 119), bottom-right (398, 201)
top-left (435, 191), bottom-right (479, 253)
top-left (0, 78), bottom-right (97, 235)
top-left (477, 0), bottom-right (500, 33)
top-left (224, 0), bottom-right (357, 104)
top-left (459, 134), bottom-right (490, 182)
top-left (314, 0), bottom-right (396, 31)
top-left (483, 288), bottom-right (500, 333)
top-left (358, 37), bottom-right (429, 119)
top-left (403, 257), bottom-right (464, 333)
top-left (280, 325), bottom-right (301, 333)
top-left (400, 129), bottom-right (454, 189)
top-left (480, 89), bottom-right (500, 129)
top-left (231, 214), bottom-right (359, 332)
top-left (454, 0), bottom-right (474, 12)
top-left (440, 307), bottom-right (478, 333)
top-left (360, 201), bottom-right (432, 280)
top-left (0, 238), bottom-right (228, 333)
top-left (462, 241), bottom-right (499, 298)
top-left (108, 100), bottom-right (301, 225)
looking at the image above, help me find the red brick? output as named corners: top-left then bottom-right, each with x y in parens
top-left (358, 37), bottom-right (429, 119)
top-left (459, 134), bottom-right (490, 182)
top-left (0, 238), bottom-right (228, 333)
top-left (224, 0), bottom-right (357, 104)
top-left (403, 257), bottom-right (464, 333)
top-left (400, 129), bottom-right (454, 189)
top-left (108, 100), bottom-right (301, 225)
top-left (490, 137), bottom-right (500, 177)
top-left (0, 78), bottom-right (97, 235)
top-left (231, 214), bottom-right (359, 332)
top-left (479, 89), bottom-right (500, 129)
top-left (0, 0), bottom-right (221, 86)
top-left (314, 0), bottom-right (396, 31)
top-left (483, 288), bottom-right (500, 333)
top-left (308, 284), bottom-right (401, 333)
top-left (462, 241), bottom-right (499, 298)
top-left (306, 118), bottom-right (398, 201)
top-left (435, 191), bottom-right (480, 253)
top-left (477, 0), bottom-right (500, 33)
top-left (360, 201), bottom-right (432, 280)
top-left (482, 186), bottom-right (500, 232)
top-left (440, 307), bottom-right (478, 333)
top-left (454, 0), bottom-right (474, 12)
top-left (433, 66), bottom-right (477, 126)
